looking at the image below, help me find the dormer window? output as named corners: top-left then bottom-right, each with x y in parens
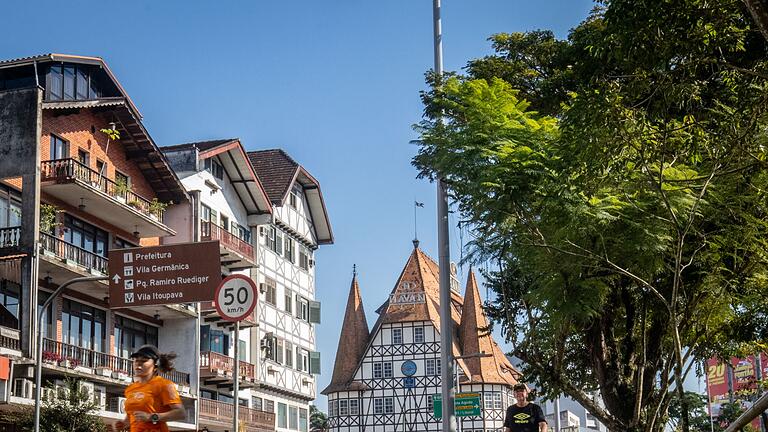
top-left (203, 158), bottom-right (224, 180)
top-left (46, 64), bottom-right (101, 101)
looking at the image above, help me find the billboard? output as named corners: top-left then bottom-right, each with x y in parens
top-left (706, 354), bottom-right (766, 430)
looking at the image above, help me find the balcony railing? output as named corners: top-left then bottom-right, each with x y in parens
top-left (40, 158), bottom-right (164, 220)
top-left (40, 233), bottom-right (108, 274)
top-left (0, 325), bottom-right (20, 351)
top-left (42, 338), bottom-right (191, 386)
top-left (200, 350), bottom-right (255, 381)
top-left (199, 398), bottom-right (275, 431)
top-left (201, 221), bottom-right (254, 260)
top-left (0, 227), bottom-right (21, 250)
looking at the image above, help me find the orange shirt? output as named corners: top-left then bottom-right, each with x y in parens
top-left (124, 375), bottom-right (182, 432)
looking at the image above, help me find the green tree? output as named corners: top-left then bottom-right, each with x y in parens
top-left (0, 378), bottom-right (108, 431)
top-left (310, 405), bottom-right (328, 432)
top-left (413, 1), bottom-right (768, 431)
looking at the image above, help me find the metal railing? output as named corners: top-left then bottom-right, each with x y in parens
top-left (40, 233), bottom-right (108, 274)
top-left (40, 158), bottom-right (164, 220)
top-left (200, 221), bottom-right (254, 261)
top-left (200, 350), bottom-right (255, 380)
top-left (0, 325), bottom-right (20, 351)
top-left (199, 398), bottom-right (275, 430)
top-left (41, 338), bottom-right (191, 386)
top-left (0, 226), bottom-right (21, 249)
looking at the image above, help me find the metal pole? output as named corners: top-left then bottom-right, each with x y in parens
top-left (433, 0), bottom-right (455, 430)
top-left (233, 320), bottom-right (240, 432)
top-left (34, 275), bottom-right (109, 432)
top-left (554, 397), bottom-right (561, 432)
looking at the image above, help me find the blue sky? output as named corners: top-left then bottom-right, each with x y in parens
top-left (2, 0), bottom-right (598, 409)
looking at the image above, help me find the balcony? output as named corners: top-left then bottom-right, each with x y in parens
top-left (42, 338), bottom-right (191, 387)
top-left (0, 325), bottom-right (20, 352)
top-left (40, 159), bottom-right (175, 238)
top-left (201, 221), bottom-right (255, 269)
top-left (200, 300), bottom-right (257, 329)
top-left (38, 232), bottom-right (109, 299)
top-left (0, 226), bottom-right (22, 255)
top-left (199, 350), bottom-right (256, 389)
top-left (199, 398), bottom-right (275, 432)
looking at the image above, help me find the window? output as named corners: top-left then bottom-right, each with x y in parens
top-left (373, 362), bottom-right (383, 378)
top-left (289, 189), bottom-right (298, 208)
top-left (383, 362), bottom-right (393, 378)
top-left (284, 236), bottom-right (295, 263)
top-left (284, 289), bottom-right (293, 314)
top-left (414, 327), bottom-right (424, 343)
top-left (200, 325), bottom-right (229, 355)
top-left (374, 398), bottom-right (383, 415)
top-left (338, 399), bottom-right (348, 416)
top-left (349, 399), bottom-right (359, 415)
top-left (263, 277), bottom-right (276, 306)
top-left (232, 222), bottom-right (251, 244)
top-left (299, 246), bottom-right (310, 271)
top-left (392, 328), bottom-right (403, 344)
top-left (204, 157), bottom-right (224, 180)
top-left (0, 281), bottom-right (20, 329)
top-left (62, 299), bottom-right (107, 352)
top-left (220, 215), bottom-right (229, 231)
top-left (289, 406), bottom-right (298, 430)
top-left (114, 315), bottom-right (158, 358)
top-left (299, 408), bottom-right (308, 432)
top-left (96, 159), bottom-right (106, 177)
top-left (276, 338), bottom-right (284, 364)
top-left (384, 398), bottom-right (394, 414)
top-left (264, 399), bottom-right (275, 413)
top-left (114, 237), bottom-right (138, 250)
top-left (46, 64), bottom-right (100, 101)
top-left (427, 395), bottom-right (433, 411)
top-left (493, 392), bottom-right (503, 409)
top-left (0, 186), bottom-right (22, 229)
top-left (298, 348), bottom-right (310, 373)
top-left (297, 296), bottom-right (309, 321)
top-left (285, 341), bottom-right (294, 368)
top-left (239, 339), bottom-right (247, 361)
top-left (63, 214), bottom-right (108, 257)
top-left (77, 149), bottom-right (90, 167)
top-left (252, 396), bottom-right (263, 411)
top-left (49, 135), bottom-right (69, 160)
top-left (266, 226), bottom-right (283, 255)
top-left (277, 403), bottom-right (287, 428)
top-left (329, 400), bottom-right (336, 417)
top-left (115, 171), bottom-right (130, 198)
top-left (426, 358), bottom-right (441, 376)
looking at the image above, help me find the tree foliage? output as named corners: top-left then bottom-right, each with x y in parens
top-left (310, 405), bottom-right (328, 432)
top-left (0, 378), bottom-right (108, 431)
top-left (413, 1), bottom-right (768, 431)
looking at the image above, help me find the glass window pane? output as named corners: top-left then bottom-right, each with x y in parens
top-left (48, 65), bottom-right (63, 100)
top-left (63, 66), bottom-right (75, 100)
top-left (76, 68), bottom-right (88, 99)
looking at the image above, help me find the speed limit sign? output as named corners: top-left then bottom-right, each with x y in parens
top-left (214, 275), bottom-right (258, 322)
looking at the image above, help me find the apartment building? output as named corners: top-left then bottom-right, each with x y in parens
top-left (248, 150), bottom-right (333, 432)
top-left (0, 54), bottom-right (196, 429)
top-left (161, 139), bottom-right (275, 432)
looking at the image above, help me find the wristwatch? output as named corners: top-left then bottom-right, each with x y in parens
top-left (150, 414), bottom-right (160, 424)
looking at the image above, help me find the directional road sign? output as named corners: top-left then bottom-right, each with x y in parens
top-left (403, 377), bottom-right (416, 389)
top-left (108, 241), bottom-right (221, 307)
top-left (433, 393), bottom-right (482, 418)
top-left (214, 274), bottom-right (258, 322)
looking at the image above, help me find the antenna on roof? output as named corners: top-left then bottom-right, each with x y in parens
top-left (352, 264), bottom-right (357, 278)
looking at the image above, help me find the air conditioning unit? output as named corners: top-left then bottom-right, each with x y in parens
top-left (93, 385), bottom-right (107, 410)
top-left (78, 381), bottom-right (95, 401)
top-left (109, 397), bottom-right (127, 414)
top-left (54, 380), bottom-right (70, 400)
top-left (42, 387), bottom-right (57, 402)
top-left (13, 378), bottom-right (33, 399)
top-left (259, 283), bottom-right (267, 294)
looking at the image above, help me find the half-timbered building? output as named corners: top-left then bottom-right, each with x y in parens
top-left (323, 244), bottom-right (520, 432)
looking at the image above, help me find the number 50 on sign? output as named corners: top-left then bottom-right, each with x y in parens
top-left (214, 275), bottom-right (258, 322)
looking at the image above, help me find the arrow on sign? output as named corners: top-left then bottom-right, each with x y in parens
top-left (112, 274), bottom-right (121, 284)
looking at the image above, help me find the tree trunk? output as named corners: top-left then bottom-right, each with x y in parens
top-left (743, 0), bottom-right (768, 41)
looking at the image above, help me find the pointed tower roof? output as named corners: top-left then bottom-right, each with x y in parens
top-left (458, 270), bottom-right (521, 386)
top-left (321, 272), bottom-right (371, 395)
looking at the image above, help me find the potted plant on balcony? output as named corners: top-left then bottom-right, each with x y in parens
top-left (42, 351), bottom-right (61, 365)
top-left (114, 178), bottom-right (130, 203)
top-left (148, 198), bottom-right (170, 221)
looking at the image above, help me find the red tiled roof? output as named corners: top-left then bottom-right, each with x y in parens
top-left (321, 275), bottom-right (370, 395)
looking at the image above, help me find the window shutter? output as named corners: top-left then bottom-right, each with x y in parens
top-left (309, 301), bottom-right (321, 324)
top-left (309, 351), bottom-right (321, 374)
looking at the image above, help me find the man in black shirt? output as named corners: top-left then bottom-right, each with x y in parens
top-left (504, 383), bottom-right (548, 432)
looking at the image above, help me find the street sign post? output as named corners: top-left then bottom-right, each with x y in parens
top-left (214, 274), bottom-right (258, 322)
top-left (433, 393), bottom-right (482, 418)
top-left (107, 241), bottom-right (221, 307)
top-left (403, 377), bottom-right (416, 389)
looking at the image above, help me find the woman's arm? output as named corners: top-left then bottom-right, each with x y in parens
top-left (157, 404), bottom-right (185, 423)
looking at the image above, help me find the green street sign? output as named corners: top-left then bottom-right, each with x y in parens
top-left (433, 392), bottom-right (482, 418)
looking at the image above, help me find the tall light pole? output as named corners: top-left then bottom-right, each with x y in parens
top-left (432, 1), bottom-right (456, 432)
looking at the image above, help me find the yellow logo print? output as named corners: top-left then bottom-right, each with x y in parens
top-left (513, 413), bottom-right (531, 421)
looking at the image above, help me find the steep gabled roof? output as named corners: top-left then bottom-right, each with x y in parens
top-left (161, 139), bottom-right (272, 215)
top-left (321, 274), bottom-right (370, 395)
top-left (0, 53), bottom-right (188, 203)
top-left (247, 149), bottom-right (334, 244)
top-left (458, 270), bottom-right (521, 386)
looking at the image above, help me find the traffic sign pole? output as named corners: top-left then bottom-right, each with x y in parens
top-left (233, 319), bottom-right (239, 432)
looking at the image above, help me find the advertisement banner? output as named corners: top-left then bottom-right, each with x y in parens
top-left (707, 354), bottom-right (766, 430)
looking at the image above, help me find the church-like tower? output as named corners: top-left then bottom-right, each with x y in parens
top-left (323, 244), bottom-right (520, 432)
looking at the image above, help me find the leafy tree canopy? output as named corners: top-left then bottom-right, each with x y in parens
top-left (414, 1), bottom-right (768, 431)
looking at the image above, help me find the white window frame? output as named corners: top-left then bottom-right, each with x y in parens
top-left (383, 362), bottom-right (393, 378)
top-left (414, 327), bottom-right (424, 343)
top-left (373, 362), bottom-right (383, 379)
top-left (384, 397), bottom-right (394, 414)
top-left (374, 398), bottom-right (384, 415)
top-left (392, 328), bottom-right (403, 344)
